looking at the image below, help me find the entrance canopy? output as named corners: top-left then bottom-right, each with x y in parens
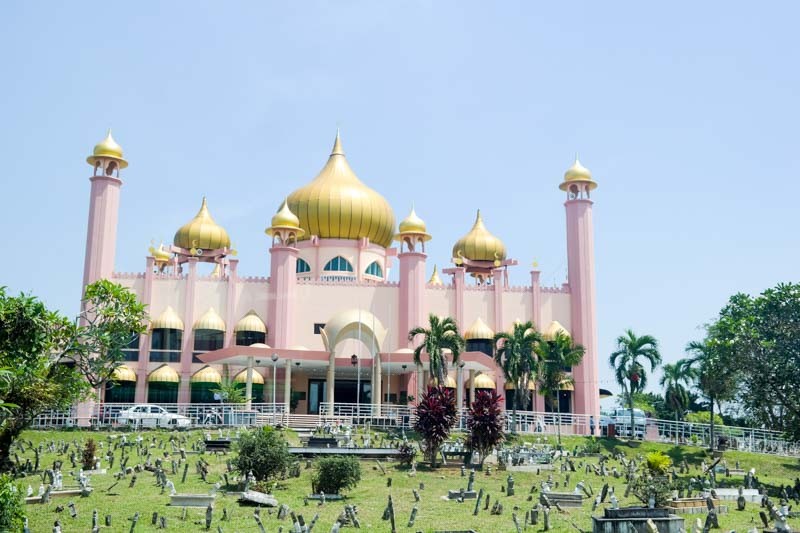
top-left (320, 308), bottom-right (387, 354)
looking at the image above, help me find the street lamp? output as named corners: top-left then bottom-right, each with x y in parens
top-left (351, 354), bottom-right (360, 420)
top-left (271, 353), bottom-right (279, 407)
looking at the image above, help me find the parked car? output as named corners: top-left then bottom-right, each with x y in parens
top-left (613, 408), bottom-right (646, 438)
top-left (117, 404), bottom-right (191, 428)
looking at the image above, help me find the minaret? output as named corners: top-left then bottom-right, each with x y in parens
top-left (83, 130), bottom-right (127, 290)
top-left (395, 206), bottom-right (431, 347)
top-left (560, 157), bottom-right (600, 424)
top-left (266, 199), bottom-right (304, 348)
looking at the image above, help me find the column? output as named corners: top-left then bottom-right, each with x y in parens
top-left (326, 352), bottom-right (335, 413)
top-left (284, 359), bottom-right (292, 415)
top-left (135, 257), bottom-right (156, 402)
top-left (416, 364), bottom-right (424, 402)
top-left (456, 366), bottom-right (464, 410)
top-left (452, 267), bottom-right (466, 330)
top-left (398, 251), bottom-right (427, 347)
top-left (468, 369), bottom-right (475, 406)
top-left (268, 246), bottom-right (298, 348)
top-left (530, 270), bottom-right (542, 331)
top-left (82, 175), bottom-right (122, 289)
top-left (245, 357), bottom-right (254, 410)
top-left (178, 259), bottom-right (198, 403)
top-left (492, 267), bottom-right (505, 332)
top-left (373, 352), bottom-right (382, 417)
top-left (224, 259), bottom-right (239, 347)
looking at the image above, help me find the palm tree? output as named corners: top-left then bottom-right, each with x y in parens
top-left (609, 330), bottom-right (661, 440)
top-left (494, 321), bottom-right (541, 433)
top-left (659, 361), bottom-right (697, 440)
top-left (535, 331), bottom-right (585, 446)
top-left (409, 314), bottom-right (465, 387)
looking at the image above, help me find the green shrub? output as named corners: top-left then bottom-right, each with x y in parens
top-left (82, 438), bottom-right (97, 470)
top-left (311, 456), bottom-right (361, 495)
top-left (397, 442), bottom-right (417, 467)
top-left (645, 451), bottom-right (672, 474)
top-left (235, 427), bottom-right (291, 481)
top-left (0, 474), bottom-right (24, 532)
top-left (583, 437), bottom-right (602, 454)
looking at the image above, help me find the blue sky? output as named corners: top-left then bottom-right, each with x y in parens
top-left (1, 2), bottom-right (798, 398)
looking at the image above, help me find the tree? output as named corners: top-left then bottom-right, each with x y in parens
top-left (465, 389), bottom-right (505, 465)
top-left (413, 385), bottom-right (458, 467)
top-left (494, 321), bottom-right (541, 433)
top-left (609, 330), bottom-right (661, 440)
top-left (235, 426), bottom-right (291, 481)
top-left (535, 331), bottom-right (585, 445)
top-left (0, 474), bottom-right (24, 532)
top-left (659, 362), bottom-right (696, 423)
top-left (211, 379), bottom-right (247, 405)
top-left (0, 281), bottom-right (146, 470)
top-left (409, 314), bottom-right (465, 386)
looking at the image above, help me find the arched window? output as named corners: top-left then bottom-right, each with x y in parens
top-left (296, 258), bottom-right (311, 274)
top-left (364, 261), bottom-right (383, 278)
top-left (323, 256), bottom-right (353, 272)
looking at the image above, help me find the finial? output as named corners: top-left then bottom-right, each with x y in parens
top-left (331, 129), bottom-right (344, 156)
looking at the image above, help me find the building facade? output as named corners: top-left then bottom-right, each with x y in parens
top-left (83, 130), bottom-right (600, 421)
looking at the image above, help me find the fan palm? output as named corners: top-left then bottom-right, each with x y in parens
top-left (535, 331), bottom-right (585, 445)
top-left (494, 321), bottom-right (541, 433)
top-left (609, 330), bottom-right (661, 440)
top-left (409, 314), bottom-right (465, 387)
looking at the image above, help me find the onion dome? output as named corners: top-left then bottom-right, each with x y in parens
top-left (148, 365), bottom-right (180, 383)
top-left (87, 129), bottom-right (128, 168)
top-left (151, 306), bottom-right (184, 330)
top-left (473, 373), bottom-right (496, 390)
top-left (174, 197), bottom-right (231, 251)
top-left (543, 320), bottom-right (570, 341)
top-left (149, 243), bottom-right (172, 264)
top-left (464, 317), bottom-right (494, 340)
top-left (111, 365), bottom-right (136, 382)
top-left (286, 131), bottom-right (396, 248)
top-left (266, 199), bottom-right (304, 237)
top-left (452, 210), bottom-right (507, 263)
top-left (191, 366), bottom-right (222, 384)
top-left (428, 375), bottom-right (457, 388)
top-left (194, 308), bottom-right (226, 332)
top-left (234, 369), bottom-right (265, 384)
top-left (234, 310), bottom-right (267, 334)
top-left (395, 206), bottom-right (431, 241)
top-left (428, 265), bottom-right (443, 285)
top-left (505, 379), bottom-right (536, 391)
top-left (559, 157), bottom-right (597, 191)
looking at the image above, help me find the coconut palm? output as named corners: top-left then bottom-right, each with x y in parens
top-left (535, 331), bottom-right (585, 445)
top-left (494, 321), bottom-right (541, 433)
top-left (609, 330), bottom-right (661, 440)
top-left (409, 314), bottom-right (465, 387)
top-left (659, 361), bottom-right (697, 440)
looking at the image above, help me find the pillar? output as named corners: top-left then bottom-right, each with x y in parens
top-left (531, 270), bottom-right (542, 332)
top-left (398, 251), bottom-right (427, 347)
top-left (178, 259), bottom-right (198, 403)
top-left (82, 175), bottom-right (122, 290)
top-left (416, 364), bottom-right (424, 403)
top-left (135, 256), bottom-right (156, 403)
top-left (452, 267), bottom-right (466, 330)
top-left (245, 357), bottom-right (254, 410)
top-left (327, 352), bottom-right (335, 413)
top-left (373, 352), bottom-right (382, 417)
top-left (224, 259), bottom-right (239, 347)
top-left (456, 366), bottom-right (464, 410)
top-left (267, 246), bottom-right (298, 348)
top-left (284, 359), bottom-right (292, 414)
top-left (492, 267), bottom-right (505, 332)
top-left (468, 369), bottom-right (475, 406)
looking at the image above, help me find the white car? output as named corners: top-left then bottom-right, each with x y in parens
top-left (613, 408), bottom-right (646, 438)
top-left (117, 404), bottom-right (191, 428)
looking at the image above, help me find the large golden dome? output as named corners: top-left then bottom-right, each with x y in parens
top-left (452, 210), bottom-right (507, 262)
top-left (174, 197), bottom-right (231, 251)
top-left (286, 132), bottom-right (396, 248)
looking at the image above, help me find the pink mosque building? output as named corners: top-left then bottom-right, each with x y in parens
top-left (82, 130), bottom-right (600, 422)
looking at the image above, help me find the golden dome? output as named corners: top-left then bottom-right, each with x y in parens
top-left (233, 369), bottom-right (265, 385)
top-left (87, 129), bottom-right (128, 168)
top-left (505, 379), bottom-right (536, 391)
top-left (148, 365), bottom-right (180, 383)
top-left (191, 365), bottom-right (222, 384)
top-left (111, 365), bottom-right (136, 382)
top-left (428, 265), bottom-right (443, 285)
top-left (395, 206), bottom-right (431, 241)
top-left (543, 320), bottom-right (570, 341)
top-left (286, 131), bottom-right (396, 248)
top-left (473, 373), bottom-right (496, 390)
top-left (452, 210), bottom-right (507, 263)
top-left (234, 310), bottom-right (267, 334)
top-left (428, 375), bottom-right (457, 388)
top-left (194, 308), bottom-right (226, 332)
top-left (174, 197), bottom-right (231, 251)
top-left (149, 243), bottom-right (172, 264)
top-left (559, 157), bottom-right (597, 191)
top-left (464, 317), bottom-right (494, 340)
top-left (249, 343), bottom-right (271, 349)
top-left (151, 306), bottom-right (184, 330)
top-left (266, 199), bottom-right (304, 237)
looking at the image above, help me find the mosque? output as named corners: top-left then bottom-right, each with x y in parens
top-left (81, 129), bottom-right (600, 422)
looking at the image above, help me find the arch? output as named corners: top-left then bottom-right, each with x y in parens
top-left (190, 365), bottom-right (222, 403)
top-left (296, 258), bottom-right (311, 274)
top-left (147, 364), bottom-right (179, 404)
top-left (364, 261), bottom-right (383, 278)
top-left (320, 308), bottom-right (388, 354)
top-left (105, 160), bottom-right (117, 176)
top-left (105, 364), bottom-right (136, 403)
top-left (323, 256), bottom-right (353, 273)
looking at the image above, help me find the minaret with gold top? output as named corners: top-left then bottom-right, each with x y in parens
top-left (560, 157), bottom-right (600, 427)
top-left (266, 198), bottom-right (304, 348)
top-left (82, 130), bottom-right (128, 290)
top-left (395, 206), bottom-right (431, 348)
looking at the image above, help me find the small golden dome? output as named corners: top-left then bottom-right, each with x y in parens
top-left (559, 157), bottom-right (597, 191)
top-left (428, 375), bottom-right (457, 388)
top-left (151, 306), bottom-right (184, 330)
top-left (543, 320), bottom-right (570, 341)
top-left (452, 210), bottom-right (507, 263)
top-left (148, 364), bottom-right (180, 383)
top-left (395, 206), bottom-right (431, 241)
top-left (473, 373), bottom-right (496, 389)
top-left (505, 379), bottom-right (536, 391)
top-left (149, 243), bottom-right (172, 264)
top-left (266, 199), bottom-right (305, 237)
top-left (174, 197), bottom-right (231, 251)
top-left (111, 365), bottom-right (137, 382)
top-left (249, 343), bottom-right (271, 349)
top-left (234, 310), bottom-right (267, 334)
top-left (193, 308), bottom-right (226, 332)
top-left (191, 365), bottom-right (222, 384)
top-left (233, 369), bottom-right (265, 385)
top-left (286, 131), bottom-right (396, 248)
top-left (87, 129), bottom-right (128, 168)
top-left (464, 317), bottom-right (494, 340)
top-left (428, 265), bottom-right (443, 285)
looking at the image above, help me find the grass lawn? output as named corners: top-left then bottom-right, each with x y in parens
top-left (12, 428), bottom-right (800, 532)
